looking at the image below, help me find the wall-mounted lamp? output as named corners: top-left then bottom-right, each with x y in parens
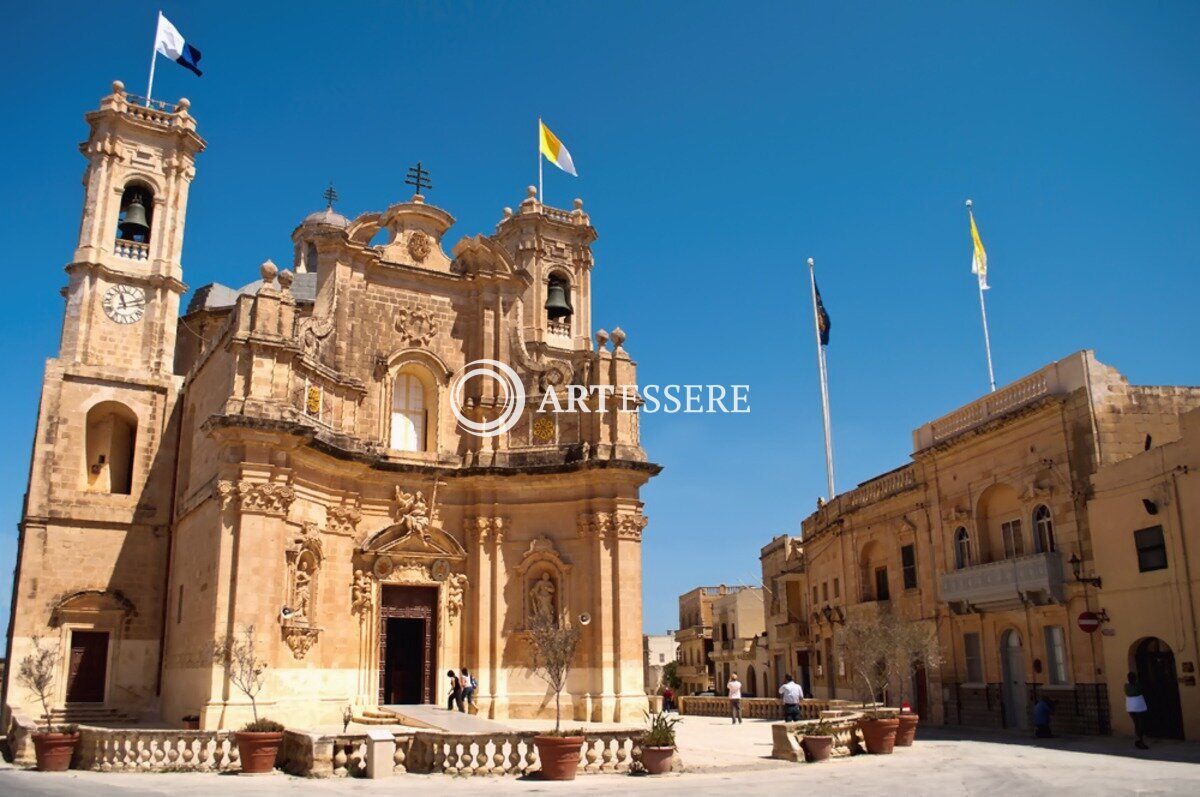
top-left (1068, 553), bottom-right (1102, 589)
top-left (1142, 498), bottom-right (1158, 516)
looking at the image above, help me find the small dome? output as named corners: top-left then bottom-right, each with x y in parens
top-left (301, 208), bottom-right (349, 228)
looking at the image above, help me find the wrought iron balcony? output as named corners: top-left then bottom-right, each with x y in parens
top-left (941, 551), bottom-right (1066, 612)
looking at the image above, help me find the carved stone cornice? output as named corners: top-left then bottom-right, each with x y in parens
top-left (577, 512), bottom-right (614, 540)
top-left (615, 512), bottom-right (648, 541)
top-left (216, 480), bottom-right (296, 516)
top-left (465, 516), bottom-right (507, 546)
top-left (327, 496), bottom-right (362, 536)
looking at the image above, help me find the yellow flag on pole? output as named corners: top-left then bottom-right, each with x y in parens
top-left (539, 120), bottom-right (578, 176)
top-left (970, 210), bottom-right (989, 290)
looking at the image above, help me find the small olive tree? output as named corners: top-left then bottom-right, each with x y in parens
top-left (213, 625), bottom-right (268, 723)
top-left (889, 619), bottom-right (942, 710)
top-left (834, 613), bottom-right (891, 706)
top-left (527, 614), bottom-right (582, 733)
top-left (17, 636), bottom-right (60, 733)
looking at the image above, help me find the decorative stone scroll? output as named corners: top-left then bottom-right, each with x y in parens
top-left (464, 516), bottom-right (506, 546)
top-left (281, 625), bottom-right (321, 659)
top-left (395, 306), bottom-right (440, 346)
top-left (446, 573), bottom-right (468, 625)
top-left (327, 495), bottom-right (363, 536)
top-left (350, 569), bottom-right (373, 616)
top-left (216, 480), bottom-right (295, 516)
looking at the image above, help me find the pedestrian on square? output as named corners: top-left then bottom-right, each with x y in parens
top-left (662, 685), bottom-right (675, 713)
top-left (461, 667), bottom-right (477, 712)
top-left (1033, 695), bottom-right (1055, 738)
top-left (779, 674), bottom-right (804, 722)
top-left (446, 669), bottom-right (464, 712)
top-left (1125, 672), bottom-right (1150, 749)
top-left (727, 673), bottom-right (743, 724)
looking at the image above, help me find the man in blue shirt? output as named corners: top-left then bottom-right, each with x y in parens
top-left (1034, 696), bottom-right (1054, 738)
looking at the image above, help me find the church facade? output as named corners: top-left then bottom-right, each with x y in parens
top-left (2, 83), bottom-right (658, 730)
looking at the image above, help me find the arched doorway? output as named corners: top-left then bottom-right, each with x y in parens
top-left (745, 666), bottom-right (757, 697)
top-left (1000, 630), bottom-right (1027, 729)
top-left (1134, 638), bottom-right (1184, 739)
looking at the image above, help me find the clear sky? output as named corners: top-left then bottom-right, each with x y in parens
top-left (1, 1), bottom-right (1198, 639)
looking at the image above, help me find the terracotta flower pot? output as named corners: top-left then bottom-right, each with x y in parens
top-left (895, 713), bottom-right (920, 746)
top-left (533, 735), bottom-right (584, 780)
top-left (800, 734), bottom-right (835, 762)
top-left (234, 731), bottom-right (283, 774)
top-left (858, 717), bottom-right (900, 754)
top-left (641, 746), bottom-right (674, 774)
top-left (32, 732), bottom-right (79, 772)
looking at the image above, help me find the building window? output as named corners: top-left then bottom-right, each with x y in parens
top-left (1044, 625), bottom-right (1068, 685)
top-left (1033, 505), bottom-right (1055, 553)
top-left (822, 582), bottom-right (829, 601)
top-left (1135, 525), bottom-right (1168, 572)
top-left (964, 632), bottom-right (983, 683)
top-left (833, 577), bottom-right (840, 599)
top-left (390, 372), bottom-right (427, 452)
top-left (901, 544), bottom-right (918, 590)
top-left (659, 653), bottom-right (665, 663)
top-left (874, 567), bottom-right (890, 601)
top-left (812, 585), bottom-right (818, 606)
top-left (1002, 519), bottom-right (1024, 559)
top-left (954, 527), bottom-right (971, 569)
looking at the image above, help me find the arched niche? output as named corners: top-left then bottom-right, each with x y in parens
top-left (513, 536), bottom-right (574, 629)
top-left (976, 483), bottom-right (1023, 563)
top-left (85, 400), bottom-right (138, 494)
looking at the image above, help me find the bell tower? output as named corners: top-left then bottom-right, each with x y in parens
top-left (60, 80), bottom-right (205, 374)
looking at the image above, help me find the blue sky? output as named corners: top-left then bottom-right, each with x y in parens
top-left (1, 2), bottom-right (1198, 639)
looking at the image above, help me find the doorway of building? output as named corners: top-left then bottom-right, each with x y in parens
top-left (379, 585), bottom-right (438, 705)
top-left (1135, 637), bottom-right (1184, 739)
top-left (1000, 630), bottom-right (1027, 729)
top-left (65, 630), bottom-right (109, 703)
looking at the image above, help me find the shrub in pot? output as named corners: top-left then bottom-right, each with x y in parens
top-left (213, 625), bottom-right (283, 774)
top-left (857, 711), bottom-right (900, 755)
top-left (526, 612), bottom-right (585, 780)
top-left (799, 720), bottom-right (836, 763)
top-left (639, 711), bottom-right (681, 774)
top-left (17, 637), bottom-right (81, 772)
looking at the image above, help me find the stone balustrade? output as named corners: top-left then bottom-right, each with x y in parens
top-left (409, 729), bottom-right (640, 776)
top-left (678, 696), bottom-right (851, 720)
top-left (770, 711), bottom-right (864, 761)
top-left (74, 728), bottom-right (242, 772)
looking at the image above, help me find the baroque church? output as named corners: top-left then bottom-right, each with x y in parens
top-left (2, 82), bottom-right (658, 729)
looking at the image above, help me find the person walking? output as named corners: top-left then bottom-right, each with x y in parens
top-left (727, 673), bottom-right (743, 724)
top-left (662, 685), bottom-right (675, 713)
top-left (1125, 672), bottom-right (1150, 749)
top-left (461, 667), bottom-right (477, 712)
top-left (446, 669), bottom-right (464, 713)
top-left (1033, 695), bottom-right (1055, 738)
top-left (779, 674), bottom-right (804, 722)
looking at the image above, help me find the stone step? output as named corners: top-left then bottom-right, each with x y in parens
top-left (41, 707), bottom-right (138, 725)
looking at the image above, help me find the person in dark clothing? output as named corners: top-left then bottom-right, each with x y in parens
top-left (1125, 672), bottom-right (1149, 749)
top-left (1033, 696), bottom-right (1055, 738)
top-left (447, 669), bottom-right (464, 712)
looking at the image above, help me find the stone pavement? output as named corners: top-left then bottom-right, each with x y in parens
top-left (4, 721), bottom-right (1200, 796)
top-left (381, 703), bottom-right (517, 732)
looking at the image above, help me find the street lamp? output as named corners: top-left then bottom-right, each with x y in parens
top-left (1068, 553), bottom-right (1102, 589)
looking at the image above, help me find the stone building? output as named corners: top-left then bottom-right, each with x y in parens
top-left (674, 586), bottom-right (723, 695)
top-left (1088, 406), bottom-right (1200, 740)
top-left (789, 351), bottom-right (1200, 734)
top-left (759, 535), bottom-right (808, 694)
top-left (642, 632), bottom-right (677, 694)
top-left (709, 587), bottom-right (769, 696)
top-left (2, 83), bottom-right (658, 730)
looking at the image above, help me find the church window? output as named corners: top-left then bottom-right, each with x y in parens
top-left (954, 527), bottom-right (972, 569)
top-left (1001, 519), bottom-right (1024, 559)
top-left (1033, 505), bottom-right (1055, 553)
top-left (390, 371), bottom-right (429, 452)
top-left (85, 401), bottom-right (137, 494)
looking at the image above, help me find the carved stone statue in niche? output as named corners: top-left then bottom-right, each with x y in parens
top-left (292, 551), bottom-right (317, 623)
top-left (530, 572), bottom-right (557, 621)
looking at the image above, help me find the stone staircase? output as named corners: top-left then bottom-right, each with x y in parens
top-left (40, 706), bottom-right (138, 726)
top-left (352, 708), bottom-right (404, 726)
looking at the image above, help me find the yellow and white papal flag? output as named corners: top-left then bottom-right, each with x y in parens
top-left (969, 209), bottom-right (989, 290)
top-left (539, 120), bottom-right (578, 176)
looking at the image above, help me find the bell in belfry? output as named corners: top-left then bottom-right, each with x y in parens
top-left (119, 195), bottom-right (150, 240)
top-left (544, 281), bottom-right (572, 320)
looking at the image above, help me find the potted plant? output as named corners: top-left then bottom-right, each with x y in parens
top-left (16, 636), bottom-right (80, 772)
top-left (799, 720), bottom-right (837, 763)
top-left (182, 714), bottom-right (200, 730)
top-left (213, 625), bottom-right (283, 774)
top-left (887, 620), bottom-right (941, 747)
top-left (835, 612), bottom-right (900, 754)
top-left (526, 612), bottom-right (584, 780)
top-left (639, 711), bottom-right (680, 774)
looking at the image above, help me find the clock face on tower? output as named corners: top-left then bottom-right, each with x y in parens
top-left (102, 284), bottom-right (146, 324)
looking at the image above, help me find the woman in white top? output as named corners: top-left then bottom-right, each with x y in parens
top-left (1125, 672), bottom-right (1149, 749)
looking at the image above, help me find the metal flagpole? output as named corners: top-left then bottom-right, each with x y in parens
top-left (146, 11), bottom-right (161, 106)
top-left (537, 117), bottom-right (544, 204)
top-left (808, 257), bottom-right (836, 500)
top-left (978, 278), bottom-right (996, 392)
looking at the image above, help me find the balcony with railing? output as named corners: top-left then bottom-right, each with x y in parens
top-left (941, 551), bottom-right (1066, 612)
top-left (114, 239), bottom-right (149, 261)
top-left (773, 620), bottom-right (809, 645)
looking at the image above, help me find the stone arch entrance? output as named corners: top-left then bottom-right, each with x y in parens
top-left (1000, 629), bottom-right (1027, 729)
top-left (1133, 637), bottom-right (1184, 739)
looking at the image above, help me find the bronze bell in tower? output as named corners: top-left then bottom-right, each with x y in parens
top-left (118, 196), bottom-right (150, 240)
top-left (544, 282), bottom-right (573, 320)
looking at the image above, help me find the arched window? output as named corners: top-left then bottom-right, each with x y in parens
top-left (390, 372), bottom-right (427, 452)
top-left (117, 183), bottom-right (154, 244)
top-left (954, 527), bottom-right (972, 570)
top-left (544, 273), bottom-right (573, 335)
top-left (1033, 505), bottom-right (1055, 553)
top-left (85, 401), bottom-right (137, 494)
